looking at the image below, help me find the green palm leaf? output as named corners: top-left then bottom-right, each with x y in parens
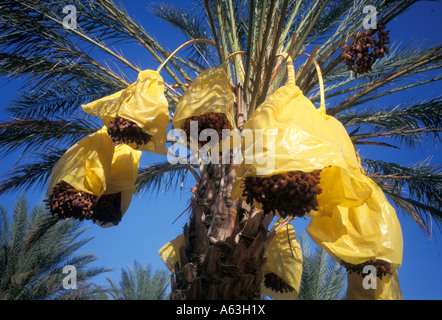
top-left (364, 158), bottom-right (442, 232)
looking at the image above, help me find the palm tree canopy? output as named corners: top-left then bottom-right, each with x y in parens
top-left (0, 0), bottom-right (439, 234)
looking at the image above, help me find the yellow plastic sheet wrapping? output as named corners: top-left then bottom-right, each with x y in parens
top-left (46, 126), bottom-right (115, 198)
top-left (261, 219), bottom-right (303, 300)
top-left (345, 270), bottom-right (403, 300)
top-left (306, 175), bottom-right (403, 269)
top-left (82, 70), bottom-right (170, 155)
top-left (237, 84), bottom-right (345, 175)
top-left (171, 67), bottom-right (236, 132)
top-left (231, 66), bottom-right (372, 212)
top-left (313, 116), bottom-right (373, 213)
top-left (159, 233), bottom-right (184, 273)
top-left (97, 144), bottom-right (142, 228)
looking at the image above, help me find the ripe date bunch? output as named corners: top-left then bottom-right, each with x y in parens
top-left (341, 24), bottom-right (390, 77)
top-left (263, 273), bottom-right (295, 294)
top-left (241, 170), bottom-right (322, 218)
top-left (107, 116), bottom-right (152, 147)
top-left (341, 258), bottom-right (392, 280)
top-left (93, 192), bottom-right (123, 226)
top-left (181, 112), bottom-right (233, 146)
top-left (45, 181), bottom-right (123, 226)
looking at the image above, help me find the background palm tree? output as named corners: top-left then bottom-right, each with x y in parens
top-left (0, 0), bottom-right (440, 299)
top-left (296, 234), bottom-right (346, 300)
top-left (0, 194), bottom-right (109, 299)
top-left (105, 260), bottom-right (170, 300)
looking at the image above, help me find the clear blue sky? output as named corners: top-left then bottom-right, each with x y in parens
top-left (0, 0), bottom-right (441, 299)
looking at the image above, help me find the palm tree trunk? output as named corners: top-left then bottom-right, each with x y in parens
top-left (171, 160), bottom-right (274, 300)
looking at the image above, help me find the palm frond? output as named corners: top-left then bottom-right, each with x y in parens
top-left (339, 97), bottom-right (442, 147)
top-left (22, 211), bottom-right (60, 253)
top-left (0, 2), bottom-right (131, 86)
top-left (305, 0), bottom-right (355, 43)
top-left (0, 117), bottom-right (98, 158)
top-left (8, 86), bottom-right (119, 119)
top-left (87, 0), bottom-right (198, 84)
top-left (364, 158), bottom-right (442, 233)
top-left (0, 1), bottom-right (132, 120)
top-left (304, 2), bottom-right (440, 107)
top-left (319, 40), bottom-right (440, 85)
top-left (0, 51), bottom-right (127, 119)
top-left (149, 3), bottom-right (217, 67)
top-left (1, 0), bottom-right (198, 97)
top-left (0, 148), bottom-right (65, 195)
top-left (0, 51), bottom-right (128, 90)
top-left (341, 97), bottom-right (442, 131)
top-left (135, 162), bottom-right (197, 196)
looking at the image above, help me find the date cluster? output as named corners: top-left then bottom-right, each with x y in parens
top-left (341, 24), bottom-right (390, 77)
top-left (341, 258), bottom-right (392, 280)
top-left (107, 116), bottom-right (152, 147)
top-left (181, 112), bottom-right (233, 145)
top-left (241, 170), bottom-right (322, 218)
top-left (45, 181), bottom-right (123, 226)
top-left (263, 272), bottom-right (295, 294)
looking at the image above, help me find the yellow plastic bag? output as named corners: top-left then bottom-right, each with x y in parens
top-left (82, 69), bottom-right (169, 155)
top-left (97, 143), bottom-right (142, 228)
top-left (313, 116), bottom-right (373, 213)
top-left (159, 233), bottom-right (184, 273)
top-left (306, 175), bottom-right (403, 270)
top-left (261, 219), bottom-right (303, 300)
top-left (231, 55), bottom-right (372, 215)
top-left (46, 126), bottom-right (114, 198)
top-left (171, 67), bottom-right (237, 142)
top-left (345, 270), bottom-right (403, 300)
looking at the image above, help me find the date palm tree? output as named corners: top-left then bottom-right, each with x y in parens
top-left (0, 0), bottom-right (440, 300)
top-left (0, 194), bottom-right (109, 299)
